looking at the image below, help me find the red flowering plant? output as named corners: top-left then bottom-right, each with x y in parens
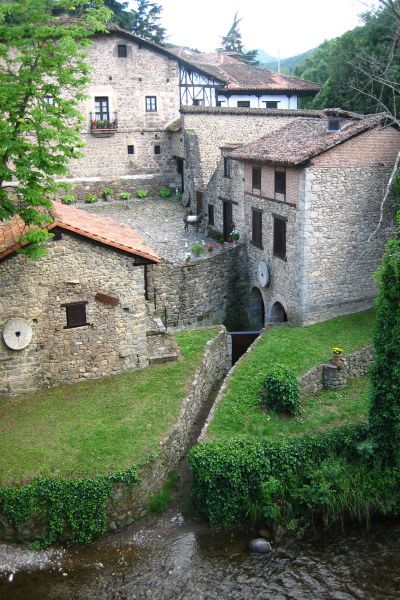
top-left (203, 241), bottom-right (214, 253)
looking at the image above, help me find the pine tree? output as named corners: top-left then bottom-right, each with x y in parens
top-left (220, 13), bottom-right (259, 65)
top-left (130, 0), bottom-right (166, 44)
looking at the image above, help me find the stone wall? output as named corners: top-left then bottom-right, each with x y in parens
top-left (299, 346), bottom-right (374, 395)
top-left (0, 328), bottom-right (229, 542)
top-left (0, 234), bottom-right (148, 395)
top-left (147, 244), bottom-right (249, 330)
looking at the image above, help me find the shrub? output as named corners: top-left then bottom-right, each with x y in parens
top-left (61, 194), bottom-right (76, 204)
top-left (191, 243), bottom-right (205, 257)
top-left (103, 187), bottom-right (113, 196)
top-left (119, 191), bottom-right (131, 200)
top-left (259, 365), bottom-right (300, 415)
top-left (85, 194), bottom-right (97, 203)
top-left (176, 192), bottom-right (183, 202)
top-left (136, 188), bottom-right (149, 198)
top-left (159, 186), bottom-right (172, 198)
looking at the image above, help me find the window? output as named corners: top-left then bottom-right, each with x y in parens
top-left (94, 97), bottom-right (109, 121)
top-left (193, 99), bottom-right (204, 106)
top-left (224, 157), bottom-right (231, 178)
top-left (63, 302), bottom-right (88, 329)
top-left (273, 216), bottom-right (287, 259)
top-left (252, 209), bottom-right (263, 249)
top-left (275, 169), bottom-right (286, 196)
top-left (127, 145), bottom-right (134, 155)
top-left (208, 204), bottom-right (215, 226)
top-left (237, 101), bottom-right (250, 108)
top-left (252, 166), bottom-right (261, 191)
top-left (117, 44), bottom-right (128, 57)
top-left (327, 117), bottom-right (340, 131)
top-left (43, 95), bottom-right (54, 105)
top-left (146, 96), bottom-right (157, 112)
top-left (216, 100), bottom-right (225, 107)
top-left (264, 101), bottom-right (278, 109)
top-left (154, 145), bottom-right (161, 155)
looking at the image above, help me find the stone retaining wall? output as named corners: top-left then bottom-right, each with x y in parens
top-left (148, 244), bottom-right (249, 330)
top-left (0, 328), bottom-right (229, 543)
top-left (299, 346), bottom-right (373, 395)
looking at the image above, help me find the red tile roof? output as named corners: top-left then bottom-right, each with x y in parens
top-left (0, 201), bottom-right (160, 263)
top-left (229, 113), bottom-right (387, 165)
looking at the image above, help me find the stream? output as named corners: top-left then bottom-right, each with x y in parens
top-left (1, 513), bottom-right (399, 599)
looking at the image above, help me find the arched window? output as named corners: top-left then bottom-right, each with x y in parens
top-left (270, 302), bottom-right (287, 324)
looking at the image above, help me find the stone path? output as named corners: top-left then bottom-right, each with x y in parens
top-left (80, 197), bottom-right (218, 265)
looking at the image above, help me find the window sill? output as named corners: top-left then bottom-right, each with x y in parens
top-left (251, 241), bottom-right (263, 250)
top-left (273, 254), bottom-right (287, 262)
top-left (64, 323), bottom-right (91, 330)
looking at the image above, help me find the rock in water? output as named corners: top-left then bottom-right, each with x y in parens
top-left (249, 538), bottom-right (272, 553)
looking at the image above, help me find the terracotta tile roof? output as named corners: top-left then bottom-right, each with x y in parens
top-left (229, 113), bottom-right (387, 165)
top-left (0, 202), bottom-right (160, 263)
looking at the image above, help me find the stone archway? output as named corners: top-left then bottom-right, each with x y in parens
top-left (248, 287), bottom-right (265, 330)
top-left (270, 301), bottom-right (288, 324)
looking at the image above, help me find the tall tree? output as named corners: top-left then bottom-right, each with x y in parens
top-left (103, 1), bottom-right (135, 30)
top-left (220, 13), bottom-right (259, 65)
top-left (0, 0), bottom-right (110, 258)
top-left (130, 0), bottom-right (166, 44)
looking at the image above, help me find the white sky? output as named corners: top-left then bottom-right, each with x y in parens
top-left (129, 0), bottom-right (380, 58)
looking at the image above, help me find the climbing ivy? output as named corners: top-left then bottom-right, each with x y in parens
top-left (0, 466), bottom-right (138, 547)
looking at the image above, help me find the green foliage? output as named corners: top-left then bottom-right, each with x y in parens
top-left (220, 12), bottom-right (259, 65)
top-left (369, 211), bottom-right (400, 464)
top-left (191, 243), bottom-right (205, 257)
top-left (0, 466), bottom-right (138, 547)
top-left (85, 193), bottom-right (97, 203)
top-left (130, 0), bottom-right (166, 44)
top-left (191, 424), bottom-right (400, 530)
top-left (119, 191), bottom-right (131, 200)
top-left (295, 4), bottom-right (400, 114)
top-left (259, 365), bottom-right (300, 415)
top-left (175, 192), bottom-right (183, 202)
top-left (102, 187), bottom-right (113, 196)
top-left (147, 469), bottom-right (178, 513)
top-left (0, 0), bottom-right (110, 258)
top-left (62, 194), bottom-right (76, 204)
top-left (136, 188), bottom-right (149, 198)
top-left (158, 186), bottom-right (172, 198)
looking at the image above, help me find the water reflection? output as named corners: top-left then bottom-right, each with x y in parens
top-left (1, 516), bottom-right (399, 599)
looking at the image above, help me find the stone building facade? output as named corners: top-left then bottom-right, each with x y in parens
top-left (206, 114), bottom-right (400, 325)
top-left (0, 203), bottom-right (159, 395)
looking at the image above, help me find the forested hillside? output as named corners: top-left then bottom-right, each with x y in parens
top-left (294, 2), bottom-right (400, 114)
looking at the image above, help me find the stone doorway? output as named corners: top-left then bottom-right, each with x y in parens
top-left (248, 287), bottom-right (265, 329)
top-left (270, 301), bottom-right (287, 324)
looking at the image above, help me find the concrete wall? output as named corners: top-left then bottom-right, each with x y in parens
top-left (0, 234), bottom-right (148, 395)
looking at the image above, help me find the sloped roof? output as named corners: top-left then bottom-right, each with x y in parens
top-left (0, 201), bottom-right (160, 263)
top-left (103, 28), bottom-right (320, 94)
top-left (229, 113), bottom-right (387, 165)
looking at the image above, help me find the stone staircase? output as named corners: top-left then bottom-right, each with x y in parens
top-left (146, 304), bottom-right (179, 365)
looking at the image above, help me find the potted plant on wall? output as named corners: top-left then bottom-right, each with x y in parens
top-left (103, 187), bottom-right (113, 202)
top-left (332, 346), bottom-right (343, 366)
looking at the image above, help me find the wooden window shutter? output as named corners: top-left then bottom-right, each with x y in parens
top-left (252, 166), bottom-right (261, 190)
top-left (63, 302), bottom-right (88, 329)
top-left (252, 209), bottom-right (262, 249)
top-left (273, 217), bottom-right (286, 259)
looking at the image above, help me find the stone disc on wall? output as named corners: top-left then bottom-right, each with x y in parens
top-left (258, 261), bottom-right (270, 288)
top-left (3, 318), bottom-right (33, 350)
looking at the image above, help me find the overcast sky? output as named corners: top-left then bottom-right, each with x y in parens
top-left (132, 0), bottom-right (380, 58)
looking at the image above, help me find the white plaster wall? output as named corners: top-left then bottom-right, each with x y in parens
top-left (217, 94), bottom-right (298, 109)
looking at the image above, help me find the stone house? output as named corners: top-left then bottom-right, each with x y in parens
top-left (62, 25), bottom-right (319, 199)
top-left (0, 202), bottom-right (159, 396)
top-left (205, 111), bottom-right (400, 326)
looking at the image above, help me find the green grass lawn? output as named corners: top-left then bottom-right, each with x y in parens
top-left (0, 328), bottom-right (220, 487)
top-left (208, 310), bottom-right (375, 440)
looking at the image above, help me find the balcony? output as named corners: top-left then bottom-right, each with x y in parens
top-left (89, 112), bottom-right (118, 137)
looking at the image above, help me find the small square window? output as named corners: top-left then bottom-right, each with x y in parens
top-left (275, 169), bottom-right (286, 196)
top-left (237, 101), bottom-right (250, 108)
top-left (127, 145), bottom-right (135, 155)
top-left (252, 166), bottom-right (261, 190)
top-left (327, 117), bottom-right (340, 131)
top-left (208, 204), bottom-right (215, 226)
top-left (63, 302), bottom-right (88, 329)
top-left (43, 95), bottom-right (54, 105)
top-left (193, 99), bottom-right (204, 106)
top-left (146, 96), bottom-right (157, 112)
top-left (154, 145), bottom-right (161, 155)
top-left (117, 44), bottom-right (128, 58)
top-left (224, 157), bottom-right (231, 178)
top-left (216, 100), bottom-right (225, 107)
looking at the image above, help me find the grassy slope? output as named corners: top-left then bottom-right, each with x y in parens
top-left (0, 328), bottom-right (219, 487)
top-left (208, 310), bottom-right (375, 439)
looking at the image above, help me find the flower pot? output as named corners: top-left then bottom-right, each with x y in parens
top-left (332, 353), bottom-right (342, 366)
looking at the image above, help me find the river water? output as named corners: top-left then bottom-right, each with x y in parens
top-left (1, 513), bottom-right (399, 599)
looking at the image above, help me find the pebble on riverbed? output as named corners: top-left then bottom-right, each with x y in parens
top-left (249, 538), bottom-right (272, 554)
